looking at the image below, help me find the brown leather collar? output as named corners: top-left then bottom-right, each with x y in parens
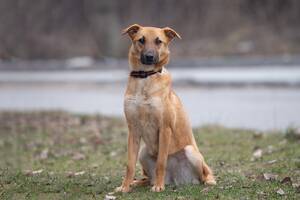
top-left (130, 68), bottom-right (162, 78)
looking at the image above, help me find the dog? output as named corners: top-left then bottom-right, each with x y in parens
top-left (116, 24), bottom-right (216, 193)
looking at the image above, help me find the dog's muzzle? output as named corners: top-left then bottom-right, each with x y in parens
top-left (141, 51), bottom-right (158, 65)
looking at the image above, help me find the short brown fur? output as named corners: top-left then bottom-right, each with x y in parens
top-left (116, 24), bottom-right (216, 193)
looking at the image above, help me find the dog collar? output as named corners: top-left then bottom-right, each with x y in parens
top-left (130, 68), bottom-right (162, 78)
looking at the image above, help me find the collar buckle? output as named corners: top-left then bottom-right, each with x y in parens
top-left (139, 71), bottom-right (147, 78)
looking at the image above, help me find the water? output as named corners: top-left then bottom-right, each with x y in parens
top-left (1, 64), bottom-right (300, 130)
top-left (1, 66), bottom-right (300, 86)
top-left (0, 83), bottom-right (299, 130)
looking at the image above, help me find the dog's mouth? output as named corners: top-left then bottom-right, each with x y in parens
top-left (140, 52), bottom-right (158, 65)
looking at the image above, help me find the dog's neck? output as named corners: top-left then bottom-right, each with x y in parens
top-left (129, 63), bottom-right (157, 72)
top-left (129, 61), bottom-right (164, 77)
top-left (127, 67), bottom-right (170, 96)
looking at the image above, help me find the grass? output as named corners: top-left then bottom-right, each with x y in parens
top-left (0, 111), bottom-right (299, 199)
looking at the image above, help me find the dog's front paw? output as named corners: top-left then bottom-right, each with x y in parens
top-left (151, 185), bottom-right (165, 192)
top-left (115, 185), bottom-right (131, 193)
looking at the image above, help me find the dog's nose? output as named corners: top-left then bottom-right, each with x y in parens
top-left (145, 54), bottom-right (154, 62)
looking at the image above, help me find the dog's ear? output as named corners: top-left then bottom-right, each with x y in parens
top-left (163, 27), bottom-right (181, 41)
top-left (122, 24), bottom-right (141, 39)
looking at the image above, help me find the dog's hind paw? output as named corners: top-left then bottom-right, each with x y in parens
top-left (203, 174), bottom-right (217, 186)
top-left (204, 179), bottom-right (216, 186)
top-left (131, 178), bottom-right (150, 187)
top-left (151, 185), bottom-right (165, 192)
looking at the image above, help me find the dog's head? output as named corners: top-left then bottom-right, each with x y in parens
top-left (122, 24), bottom-right (181, 70)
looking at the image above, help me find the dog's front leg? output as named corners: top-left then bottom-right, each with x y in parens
top-left (116, 129), bottom-right (140, 193)
top-left (152, 127), bottom-right (171, 192)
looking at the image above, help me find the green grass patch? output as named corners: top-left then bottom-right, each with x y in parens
top-left (0, 111), bottom-right (299, 199)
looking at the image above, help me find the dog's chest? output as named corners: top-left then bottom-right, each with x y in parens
top-left (124, 79), bottom-right (163, 155)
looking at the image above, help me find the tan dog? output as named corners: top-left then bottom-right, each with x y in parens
top-left (116, 24), bottom-right (216, 193)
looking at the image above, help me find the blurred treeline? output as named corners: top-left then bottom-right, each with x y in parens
top-left (0, 0), bottom-right (300, 60)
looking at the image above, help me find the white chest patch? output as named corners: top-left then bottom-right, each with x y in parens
top-left (125, 95), bottom-right (162, 113)
top-left (124, 78), bottom-right (163, 114)
top-left (124, 79), bottom-right (164, 155)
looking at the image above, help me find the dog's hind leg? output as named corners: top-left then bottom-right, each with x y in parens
top-left (131, 177), bottom-right (150, 187)
top-left (131, 168), bottom-right (150, 187)
top-left (130, 146), bottom-right (152, 187)
top-left (184, 145), bottom-right (216, 185)
top-left (139, 146), bottom-right (156, 184)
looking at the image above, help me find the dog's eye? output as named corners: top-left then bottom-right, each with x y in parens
top-left (138, 37), bottom-right (145, 45)
top-left (155, 38), bottom-right (162, 45)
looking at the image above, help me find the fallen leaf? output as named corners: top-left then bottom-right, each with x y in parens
top-left (292, 183), bottom-right (300, 193)
top-left (263, 173), bottom-right (278, 181)
top-left (24, 169), bottom-right (43, 176)
top-left (72, 152), bottom-right (86, 160)
top-left (74, 171), bottom-right (85, 176)
top-left (110, 151), bottom-right (117, 157)
top-left (292, 183), bottom-right (300, 188)
top-left (66, 171), bottom-right (75, 178)
top-left (91, 164), bottom-right (99, 168)
top-left (281, 177), bottom-right (292, 185)
top-left (257, 191), bottom-right (265, 195)
top-left (276, 188), bottom-right (285, 195)
top-left (39, 149), bottom-right (49, 160)
top-left (104, 194), bottom-right (116, 200)
top-left (104, 176), bottom-right (110, 181)
top-left (225, 185), bottom-right (233, 189)
top-left (66, 171), bottom-right (86, 177)
top-left (252, 149), bottom-right (263, 160)
top-left (267, 160), bottom-right (277, 164)
top-left (32, 169), bottom-right (43, 175)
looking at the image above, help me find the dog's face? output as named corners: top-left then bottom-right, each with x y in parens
top-left (123, 24), bottom-right (181, 69)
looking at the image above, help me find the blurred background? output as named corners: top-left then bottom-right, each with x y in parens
top-left (0, 0), bottom-right (300, 130)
